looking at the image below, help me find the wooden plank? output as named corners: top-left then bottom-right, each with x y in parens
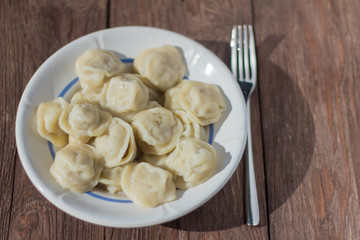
top-left (108, 0), bottom-right (269, 239)
top-left (0, 1), bottom-right (22, 239)
top-left (7, 0), bottom-right (108, 239)
top-left (253, 0), bottom-right (360, 239)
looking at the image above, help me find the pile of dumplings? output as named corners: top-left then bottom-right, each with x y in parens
top-left (36, 45), bottom-right (226, 208)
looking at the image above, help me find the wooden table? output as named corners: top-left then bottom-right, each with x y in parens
top-left (2, 0), bottom-right (360, 239)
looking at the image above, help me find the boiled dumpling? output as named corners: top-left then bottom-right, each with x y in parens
top-left (163, 82), bottom-right (182, 110)
top-left (94, 117), bottom-right (136, 167)
top-left (120, 73), bottom-right (161, 101)
top-left (70, 89), bottom-right (101, 106)
top-left (50, 143), bottom-right (104, 193)
top-left (98, 166), bottom-right (124, 194)
top-left (59, 103), bottom-right (112, 140)
top-left (121, 162), bottom-right (176, 207)
top-left (76, 49), bottom-right (125, 92)
top-left (166, 138), bottom-right (216, 189)
top-left (134, 45), bottom-right (186, 92)
top-left (37, 97), bottom-right (69, 147)
top-left (174, 110), bottom-right (207, 140)
top-left (113, 101), bottom-right (162, 123)
top-left (164, 81), bottom-right (226, 125)
top-left (131, 107), bottom-right (183, 155)
top-left (100, 74), bottom-right (149, 122)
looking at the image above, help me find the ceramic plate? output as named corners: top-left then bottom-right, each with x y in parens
top-left (15, 26), bottom-right (247, 227)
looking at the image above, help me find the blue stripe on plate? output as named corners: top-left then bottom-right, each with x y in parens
top-left (58, 77), bottom-right (79, 97)
top-left (86, 191), bottom-right (132, 203)
top-left (48, 141), bottom-right (56, 159)
top-left (208, 124), bottom-right (214, 145)
top-left (121, 58), bottom-right (134, 63)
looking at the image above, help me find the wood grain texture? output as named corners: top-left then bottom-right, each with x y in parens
top-left (109, 0), bottom-right (252, 42)
top-left (4, 0), bottom-right (108, 239)
top-left (0, 1), bottom-right (21, 239)
top-left (5, 0), bottom-right (360, 239)
top-left (253, 0), bottom-right (360, 239)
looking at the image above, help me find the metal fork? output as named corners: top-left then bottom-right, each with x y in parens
top-left (230, 25), bottom-right (259, 226)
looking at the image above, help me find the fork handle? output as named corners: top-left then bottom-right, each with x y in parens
top-left (245, 100), bottom-right (260, 226)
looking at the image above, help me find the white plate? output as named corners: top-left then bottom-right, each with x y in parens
top-left (15, 26), bottom-right (247, 227)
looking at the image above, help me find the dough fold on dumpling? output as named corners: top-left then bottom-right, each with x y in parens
top-left (76, 49), bottom-right (125, 92)
top-left (50, 143), bottom-right (104, 193)
top-left (173, 110), bottom-right (207, 140)
top-left (166, 138), bottom-right (216, 190)
top-left (134, 45), bottom-right (186, 92)
top-left (131, 107), bottom-right (183, 155)
top-left (70, 89), bottom-right (101, 106)
top-left (100, 74), bottom-right (149, 122)
top-left (37, 97), bottom-right (69, 147)
top-left (121, 162), bottom-right (176, 207)
top-left (98, 166), bottom-right (124, 194)
top-left (59, 103), bottom-right (112, 140)
top-left (120, 73), bottom-right (161, 102)
top-left (94, 117), bottom-right (136, 167)
top-left (165, 81), bottom-right (226, 125)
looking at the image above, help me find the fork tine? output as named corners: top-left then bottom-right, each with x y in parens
top-left (230, 26), bottom-right (238, 81)
top-left (237, 25), bottom-right (244, 81)
top-left (248, 25), bottom-right (257, 82)
top-left (242, 25), bottom-right (250, 81)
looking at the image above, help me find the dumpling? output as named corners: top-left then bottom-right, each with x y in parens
top-left (120, 73), bottom-right (161, 101)
top-left (37, 97), bottom-right (69, 147)
top-left (163, 83), bottom-right (182, 110)
top-left (131, 107), bottom-right (183, 155)
top-left (59, 103), bottom-right (112, 140)
top-left (166, 138), bottom-right (216, 190)
top-left (100, 75), bottom-right (149, 122)
top-left (98, 166), bottom-right (124, 194)
top-left (121, 162), bottom-right (176, 207)
top-left (134, 45), bottom-right (186, 92)
top-left (173, 110), bottom-right (207, 140)
top-left (94, 117), bottom-right (136, 167)
top-left (50, 143), bottom-right (104, 193)
top-left (76, 49), bottom-right (125, 92)
top-left (164, 81), bottom-right (226, 125)
top-left (70, 89), bottom-right (101, 106)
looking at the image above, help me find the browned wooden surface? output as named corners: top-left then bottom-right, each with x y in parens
top-left (253, 0), bottom-right (360, 239)
top-left (1, 0), bottom-right (360, 239)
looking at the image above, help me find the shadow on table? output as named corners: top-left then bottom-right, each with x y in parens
top-left (163, 37), bottom-right (314, 231)
top-left (257, 35), bottom-right (315, 215)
